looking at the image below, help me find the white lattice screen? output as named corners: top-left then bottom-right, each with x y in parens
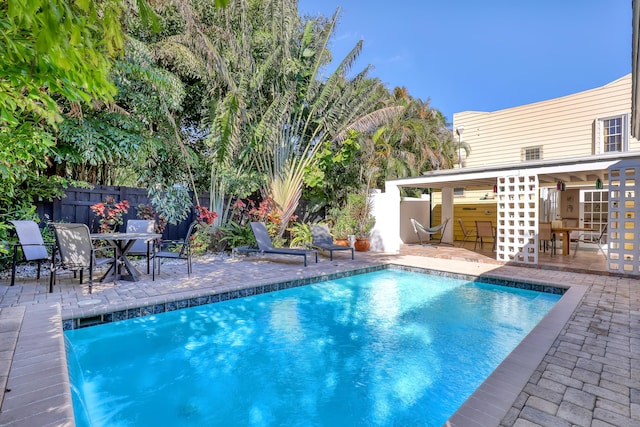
top-left (607, 161), bottom-right (640, 275)
top-left (496, 175), bottom-right (539, 264)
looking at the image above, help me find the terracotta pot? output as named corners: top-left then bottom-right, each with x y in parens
top-left (354, 237), bottom-right (370, 251)
top-left (334, 238), bottom-right (350, 247)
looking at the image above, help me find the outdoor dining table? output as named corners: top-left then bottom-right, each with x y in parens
top-left (90, 232), bottom-right (161, 282)
top-left (550, 227), bottom-right (594, 256)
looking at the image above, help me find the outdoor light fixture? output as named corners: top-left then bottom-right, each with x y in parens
top-left (556, 181), bottom-right (566, 191)
top-left (455, 126), bottom-right (464, 168)
top-left (493, 184), bottom-right (498, 193)
top-left (595, 178), bottom-right (603, 189)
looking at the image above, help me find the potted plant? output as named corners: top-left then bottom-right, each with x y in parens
top-left (347, 191), bottom-right (375, 251)
top-left (329, 205), bottom-right (357, 246)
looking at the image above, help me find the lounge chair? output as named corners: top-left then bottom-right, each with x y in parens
top-left (9, 220), bottom-right (52, 286)
top-left (410, 218), bottom-right (451, 246)
top-left (126, 219), bottom-right (156, 274)
top-left (153, 221), bottom-right (196, 280)
top-left (310, 224), bottom-right (354, 261)
top-left (239, 222), bottom-right (317, 267)
top-left (49, 223), bottom-right (115, 293)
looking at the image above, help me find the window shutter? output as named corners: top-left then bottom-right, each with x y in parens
top-left (594, 119), bottom-right (602, 155)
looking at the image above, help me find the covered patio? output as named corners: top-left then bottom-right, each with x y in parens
top-left (379, 152), bottom-right (640, 276)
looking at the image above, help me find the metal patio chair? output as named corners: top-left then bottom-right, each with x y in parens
top-left (457, 218), bottom-right (476, 247)
top-left (126, 219), bottom-right (156, 274)
top-left (49, 223), bottom-right (115, 293)
top-left (153, 221), bottom-right (196, 280)
top-left (234, 222), bottom-right (318, 267)
top-left (9, 220), bottom-right (52, 286)
top-left (573, 224), bottom-right (608, 258)
top-left (474, 220), bottom-right (496, 251)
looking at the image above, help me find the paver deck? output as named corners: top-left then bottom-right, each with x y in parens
top-left (0, 247), bottom-right (638, 426)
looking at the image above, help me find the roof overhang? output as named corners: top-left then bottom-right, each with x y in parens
top-left (387, 153), bottom-right (640, 190)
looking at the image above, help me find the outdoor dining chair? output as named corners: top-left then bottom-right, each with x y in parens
top-left (573, 224), bottom-right (608, 258)
top-left (9, 220), bottom-right (52, 286)
top-left (538, 222), bottom-right (556, 255)
top-left (153, 221), bottom-right (196, 280)
top-left (474, 220), bottom-right (496, 251)
top-left (126, 219), bottom-right (156, 274)
top-left (456, 218), bottom-right (476, 247)
top-left (49, 223), bottom-right (115, 293)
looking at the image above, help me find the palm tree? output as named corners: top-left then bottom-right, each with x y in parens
top-left (359, 88), bottom-right (460, 189)
top-left (251, 8), bottom-right (393, 236)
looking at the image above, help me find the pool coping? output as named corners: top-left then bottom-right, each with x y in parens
top-left (1, 262), bottom-right (585, 427)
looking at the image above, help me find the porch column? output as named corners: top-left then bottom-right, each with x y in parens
top-left (379, 182), bottom-right (402, 253)
top-left (441, 187), bottom-right (454, 244)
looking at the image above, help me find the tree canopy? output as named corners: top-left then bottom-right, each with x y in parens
top-left (1, 0), bottom-right (455, 249)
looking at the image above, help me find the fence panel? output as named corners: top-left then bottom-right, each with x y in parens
top-left (39, 185), bottom-right (206, 241)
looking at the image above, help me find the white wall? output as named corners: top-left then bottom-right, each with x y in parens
top-left (399, 198), bottom-right (431, 244)
top-left (370, 189), bottom-right (430, 252)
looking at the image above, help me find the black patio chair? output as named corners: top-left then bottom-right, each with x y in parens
top-left (9, 220), bottom-right (52, 286)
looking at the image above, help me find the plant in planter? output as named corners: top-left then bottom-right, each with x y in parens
top-left (328, 205), bottom-right (357, 246)
top-left (347, 191), bottom-right (375, 251)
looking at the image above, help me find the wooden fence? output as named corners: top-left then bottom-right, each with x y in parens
top-left (35, 185), bottom-right (208, 240)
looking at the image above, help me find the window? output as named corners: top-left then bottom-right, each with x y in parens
top-left (596, 114), bottom-right (628, 154)
top-left (453, 187), bottom-right (464, 197)
top-left (523, 146), bottom-right (542, 161)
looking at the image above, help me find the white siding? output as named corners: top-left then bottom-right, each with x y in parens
top-left (454, 74), bottom-right (640, 168)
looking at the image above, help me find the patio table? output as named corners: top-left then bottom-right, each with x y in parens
top-left (90, 232), bottom-right (161, 281)
top-left (550, 227), bottom-right (593, 256)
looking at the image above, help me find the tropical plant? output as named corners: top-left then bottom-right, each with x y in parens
top-left (359, 88), bottom-right (458, 190)
top-left (328, 205), bottom-right (357, 240)
top-left (217, 221), bottom-right (255, 250)
top-left (90, 197), bottom-right (130, 233)
top-left (288, 222), bottom-right (312, 248)
top-left (250, 9), bottom-right (397, 237)
top-left (347, 191), bottom-right (375, 238)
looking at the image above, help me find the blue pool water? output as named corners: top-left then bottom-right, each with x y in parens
top-left (66, 269), bottom-right (561, 426)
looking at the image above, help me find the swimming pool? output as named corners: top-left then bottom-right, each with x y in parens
top-left (66, 269), bottom-right (562, 426)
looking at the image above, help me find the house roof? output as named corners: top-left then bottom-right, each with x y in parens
top-left (387, 152), bottom-right (640, 190)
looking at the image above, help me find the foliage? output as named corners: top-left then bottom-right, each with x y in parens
top-left (136, 204), bottom-right (168, 234)
top-left (347, 192), bottom-right (376, 238)
top-left (90, 197), bottom-right (130, 233)
top-left (288, 222), bottom-right (312, 248)
top-left (359, 88), bottom-right (457, 189)
top-left (147, 185), bottom-right (192, 225)
top-left (217, 221), bottom-right (255, 250)
top-left (0, 0), bottom-right (122, 127)
top-left (328, 205), bottom-right (358, 239)
top-left (304, 130), bottom-right (365, 216)
top-left (195, 206), bottom-right (218, 225)
top-left (190, 223), bottom-right (216, 255)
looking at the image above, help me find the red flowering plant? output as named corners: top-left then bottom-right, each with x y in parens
top-left (90, 196), bottom-right (130, 233)
top-left (190, 205), bottom-right (219, 255)
top-left (195, 205), bottom-right (218, 225)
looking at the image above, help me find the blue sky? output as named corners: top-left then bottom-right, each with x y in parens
top-left (298, 0), bottom-right (632, 124)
